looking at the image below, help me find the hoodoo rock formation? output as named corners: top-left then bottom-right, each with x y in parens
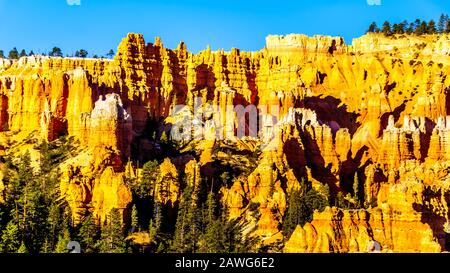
top-left (2, 32), bottom-right (450, 252)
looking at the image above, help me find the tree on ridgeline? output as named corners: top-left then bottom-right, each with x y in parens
top-left (406, 22), bottom-right (415, 34)
top-left (367, 22), bottom-right (379, 33)
top-left (8, 48), bottom-right (19, 59)
top-left (29, 50), bottom-right (35, 56)
top-left (391, 21), bottom-right (407, 34)
top-left (0, 50), bottom-right (4, 58)
top-left (415, 21), bottom-right (428, 35)
top-left (19, 50), bottom-right (27, 57)
top-left (107, 49), bottom-right (115, 59)
top-left (49, 47), bottom-right (63, 57)
top-left (381, 21), bottom-right (392, 36)
top-left (427, 20), bottom-right (437, 34)
top-left (75, 49), bottom-right (88, 58)
top-left (438, 14), bottom-right (449, 33)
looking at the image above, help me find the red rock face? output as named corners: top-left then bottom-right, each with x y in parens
top-left (2, 32), bottom-right (450, 252)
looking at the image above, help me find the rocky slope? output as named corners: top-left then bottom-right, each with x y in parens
top-left (1, 32), bottom-right (450, 252)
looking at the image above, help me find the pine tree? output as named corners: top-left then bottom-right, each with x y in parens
top-left (29, 50), bottom-right (35, 56)
top-left (78, 215), bottom-right (99, 253)
top-left (98, 209), bottom-right (126, 253)
top-left (17, 241), bottom-right (27, 253)
top-left (198, 192), bottom-right (225, 253)
top-left (1, 220), bottom-right (21, 253)
top-left (427, 20), bottom-right (437, 34)
top-left (54, 228), bottom-right (71, 253)
top-left (75, 49), bottom-right (88, 58)
top-left (131, 204), bottom-right (139, 232)
top-left (353, 172), bottom-right (360, 204)
top-left (107, 49), bottom-right (115, 58)
top-left (139, 160), bottom-right (159, 198)
top-left (367, 22), bottom-right (379, 33)
top-left (415, 21), bottom-right (428, 35)
top-left (438, 14), bottom-right (449, 33)
top-left (8, 48), bottom-right (19, 59)
top-left (49, 47), bottom-right (63, 57)
top-left (0, 50), bottom-right (4, 58)
top-left (152, 202), bottom-right (163, 234)
top-left (406, 22), bottom-right (415, 34)
top-left (381, 21), bottom-right (392, 36)
top-left (19, 50), bottom-right (27, 57)
top-left (393, 22), bottom-right (406, 34)
top-left (282, 190), bottom-right (309, 237)
top-left (172, 186), bottom-right (200, 252)
top-left (45, 201), bottom-right (62, 251)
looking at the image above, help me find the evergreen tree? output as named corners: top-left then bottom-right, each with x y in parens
top-left (282, 190), bottom-right (307, 237)
top-left (75, 49), bottom-right (88, 58)
top-left (19, 50), bottom-right (27, 57)
top-left (8, 48), bottom-right (19, 59)
top-left (46, 201), bottom-right (63, 251)
top-left (414, 19), bottom-right (422, 30)
top-left (29, 50), bottom-right (35, 56)
top-left (152, 202), bottom-right (163, 234)
top-left (400, 20), bottom-right (408, 33)
top-left (131, 204), bottom-right (139, 232)
top-left (427, 20), bottom-right (437, 34)
top-left (353, 172), bottom-right (360, 203)
top-left (139, 160), bottom-right (159, 198)
top-left (0, 50), bottom-right (4, 58)
top-left (393, 21), bottom-right (406, 34)
top-left (438, 14), bottom-right (449, 33)
top-left (49, 47), bottom-right (63, 57)
top-left (447, 20), bottom-right (450, 33)
top-left (172, 186), bottom-right (200, 252)
top-left (406, 22), bottom-right (415, 34)
top-left (17, 241), bottom-right (28, 253)
top-left (415, 21), bottom-right (428, 35)
top-left (78, 215), bottom-right (99, 253)
top-left (198, 192), bottom-right (225, 253)
top-left (381, 21), bottom-right (392, 36)
top-left (0, 220), bottom-right (21, 253)
top-left (54, 228), bottom-right (71, 253)
top-left (98, 209), bottom-right (126, 253)
top-left (367, 22), bottom-right (379, 33)
top-left (107, 49), bottom-right (115, 58)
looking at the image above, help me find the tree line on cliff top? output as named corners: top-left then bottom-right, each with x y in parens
top-left (0, 47), bottom-right (116, 60)
top-left (367, 14), bottom-right (450, 36)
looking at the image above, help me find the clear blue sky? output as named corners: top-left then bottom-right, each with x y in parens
top-left (0, 0), bottom-right (448, 56)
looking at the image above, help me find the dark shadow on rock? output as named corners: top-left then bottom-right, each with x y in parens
top-left (302, 95), bottom-right (360, 136)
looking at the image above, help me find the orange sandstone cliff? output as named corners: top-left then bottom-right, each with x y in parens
top-left (1, 32), bottom-right (450, 252)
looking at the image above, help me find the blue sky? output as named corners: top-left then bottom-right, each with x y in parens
top-left (0, 0), bottom-right (448, 56)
